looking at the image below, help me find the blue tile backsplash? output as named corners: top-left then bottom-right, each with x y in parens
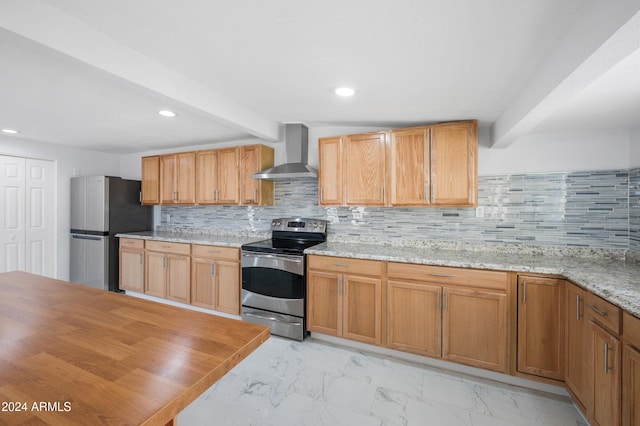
top-left (161, 168), bottom-right (640, 253)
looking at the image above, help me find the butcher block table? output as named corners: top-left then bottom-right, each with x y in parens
top-left (0, 271), bottom-right (270, 426)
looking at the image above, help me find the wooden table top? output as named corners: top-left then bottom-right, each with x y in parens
top-left (0, 271), bottom-right (269, 426)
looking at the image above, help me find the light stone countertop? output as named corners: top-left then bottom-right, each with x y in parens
top-left (306, 242), bottom-right (640, 318)
top-left (116, 230), bottom-right (266, 248)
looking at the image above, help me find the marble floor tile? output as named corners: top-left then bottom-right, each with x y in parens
top-left (178, 336), bottom-right (585, 426)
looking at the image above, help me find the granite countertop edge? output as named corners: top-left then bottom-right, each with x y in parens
top-left (115, 231), bottom-right (264, 248)
top-left (305, 242), bottom-right (640, 318)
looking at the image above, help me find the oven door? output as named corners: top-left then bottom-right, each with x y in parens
top-left (241, 251), bottom-right (305, 317)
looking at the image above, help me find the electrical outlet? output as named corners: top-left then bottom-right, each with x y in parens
top-left (165, 214), bottom-right (171, 222)
top-left (475, 206), bottom-right (484, 218)
top-left (352, 211), bottom-right (363, 220)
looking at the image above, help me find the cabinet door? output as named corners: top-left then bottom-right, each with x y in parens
top-left (387, 280), bottom-right (441, 357)
top-left (240, 145), bottom-right (274, 206)
top-left (141, 156), bottom-right (159, 205)
top-left (176, 152), bottom-right (195, 204)
top-left (431, 121), bottom-right (477, 206)
top-left (565, 283), bottom-right (592, 412)
top-left (623, 344), bottom-right (640, 426)
top-left (119, 248), bottom-right (144, 292)
top-left (166, 254), bottom-right (190, 303)
top-left (343, 274), bottom-right (382, 345)
top-left (345, 132), bottom-right (386, 205)
top-left (215, 260), bottom-right (240, 315)
top-left (217, 147), bottom-right (240, 205)
top-left (195, 150), bottom-right (218, 204)
top-left (443, 287), bottom-right (508, 373)
top-left (517, 276), bottom-right (565, 380)
top-left (318, 136), bottom-right (344, 205)
top-left (592, 322), bottom-right (621, 426)
top-left (191, 257), bottom-right (215, 309)
top-left (307, 270), bottom-right (342, 337)
top-left (159, 154), bottom-right (177, 204)
top-left (389, 128), bottom-right (430, 206)
top-left (145, 251), bottom-right (166, 298)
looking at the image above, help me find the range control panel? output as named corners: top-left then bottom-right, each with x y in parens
top-left (270, 217), bottom-right (328, 233)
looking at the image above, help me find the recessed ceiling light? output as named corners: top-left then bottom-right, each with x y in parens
top-left (1, 129), bottom-right (20, 134)
top-left (158, 110), bottom-right (177, 117)
top-left (335, 87), bottom-right (355, 97)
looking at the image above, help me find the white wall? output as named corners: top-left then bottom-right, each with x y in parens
top-left (0, 135), bottom-right (120, 280)
top-left (479, 129), bottom-right (631, 175)
top-left (630, 126), bottom-right (640, 168)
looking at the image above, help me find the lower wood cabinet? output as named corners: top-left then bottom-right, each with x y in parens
top-left (191, 244), bottom-right (240, 315)
top-left (623, 312), bottom-right (640, 426)
top-left (565, 282), bottom-right (592, 412)
top-left (119, 238), bottom-right (145, 292)
top-left (517, 275), bottom-right (565, 380)
top-left (385, 262), bottom-right (509, 373)
top-left (307, 256), bottom-right (383, 346)
top-left (443, 286), bottom-right (508, 373)
top-left (144, 241), bottom-right (191, 303)
top-left (387, 279), bottom-right (441, 358)
top-left (591, 322), bottom-right (621, 426)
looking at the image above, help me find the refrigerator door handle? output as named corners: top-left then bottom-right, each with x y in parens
top-left (71, 234), bottom-right (103, 241)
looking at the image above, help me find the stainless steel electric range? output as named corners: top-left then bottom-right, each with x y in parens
top-left (241, 217), bottom-right (328, 340)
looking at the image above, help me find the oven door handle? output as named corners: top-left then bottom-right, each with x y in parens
top-left (242, 252), bottom-right (303, 263)
top-left (243, 311), bottom-right (302, 326)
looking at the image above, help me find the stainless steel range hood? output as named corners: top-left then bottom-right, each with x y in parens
top-left (253, 123), bottom-right (317, 179)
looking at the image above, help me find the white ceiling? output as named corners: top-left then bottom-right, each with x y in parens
top-left (1, 0), bottom-right (639, 154)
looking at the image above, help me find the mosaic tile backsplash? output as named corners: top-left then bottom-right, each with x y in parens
top-left (161, 168), bottom-right (640, 252)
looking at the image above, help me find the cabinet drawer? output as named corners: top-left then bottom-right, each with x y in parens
top-left (387, 262), bottom-right (507, 291)
top-left (192, 244), bottom-right (239, 261)
top-left (120, 238), bottom-right (144, 249)
top-left (586, 292), bottom-right (621, 334)
top-left (308, 255), bottom-right (383, 277)
top-left (624, 311), bottom-right (640, 349)
top-left (145, 240), bottom-right (191, 256)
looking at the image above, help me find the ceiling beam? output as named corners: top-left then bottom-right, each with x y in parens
top-left (0, 0), bottom-right (281, 141)
top-left (491, 1), bottom-right (640, 148)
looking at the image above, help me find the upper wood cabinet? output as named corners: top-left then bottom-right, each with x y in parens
top-left (159, 152), bottom-right (195, 204)
top-left (389, 127), bottom-right (430, 206)
top-left (196, 148), bottom-right (240, 205)
top-left (317, 136), bottom-right (344, 205)
top-left (141, 156), bottom-right (159, 205)
top-left (240, 144), bottom-right (274, 206)
top-left (345, 132), bottom-right (386, 206)
top-left (318, 120), bottom-right (478, 207)
top-left (141, 144), bottom-right (272, 206)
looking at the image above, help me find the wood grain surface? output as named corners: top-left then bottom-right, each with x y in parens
top-left (0, 271), bottom-right (269, 426)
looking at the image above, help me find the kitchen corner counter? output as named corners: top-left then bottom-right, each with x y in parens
top-left (116, 230), bottom-right (264, 247)
top-left (306, 242), bottom-right (640, 318)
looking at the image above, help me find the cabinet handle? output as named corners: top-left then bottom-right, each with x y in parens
top-left (436, 293), bottom-right (440, 311)
top-left (213, 262), bottom-right (217, 277)
top-left (337, 277), bottom-right (341, 294)
top-left (587, 304), bottom-right (608, 317)
top-left (162, 256), bottom-right (166, 268)
top-left (576, 295), bottom-right (582, 320)
top-left (431, 273), bottom-right (453, 278)
top-left (254, 189), bottom-right (258, 203)
top-left (522, 280), bottom-right (527, 303)
top-left (444, 292), bottom-right (448, 311)
top-left (139, 253), bottom-right (143, 264)
top-left (209, 263), bottom-right (213, 276)
top-left (216, 189), bottom-right (220, 202)
top-left (381, 186), bottom-right (384, 201)
top-left (334, 263), bottom-right (349, 267)
top-left (603, 342), bottom-right (614, 374)
top-left (319, 187), bottom-right (323, 202)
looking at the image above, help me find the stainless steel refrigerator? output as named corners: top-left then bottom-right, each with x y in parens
top-left (70, 176), bottom-right (152, 291)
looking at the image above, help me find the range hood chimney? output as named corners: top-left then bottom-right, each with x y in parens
top-left (253, 123), bottom-right (317, 179)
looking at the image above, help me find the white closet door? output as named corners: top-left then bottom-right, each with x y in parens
top-left (25, 159), bottom-right (54, 277)
top-left (0, 156), bottom-right (26, 273)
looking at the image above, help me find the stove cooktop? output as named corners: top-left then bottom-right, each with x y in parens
top-left (241, 238), bottom-right (324, 255)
